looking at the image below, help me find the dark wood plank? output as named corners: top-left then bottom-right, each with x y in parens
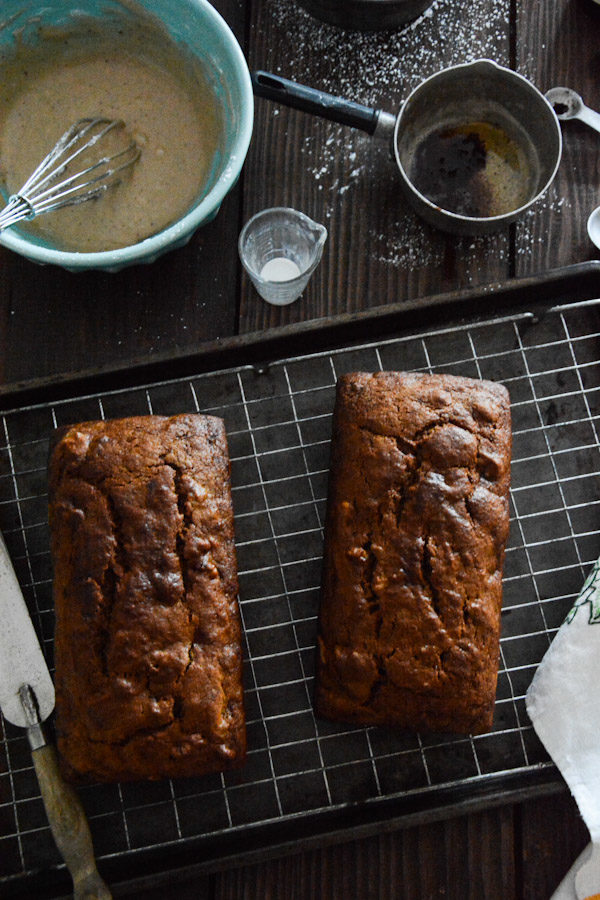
top-left (0, 217), bottom-right (236, 384)
top-left (212, 806), bottom-right (516, 899)
top-left (515, 0), bottom-right (600, 274)
top-left (518, 792), bottom-right (588, 900)
top-left (116, 873), bottom-right (213, 899)
top-left (240, 0), bottom-right (512, 334)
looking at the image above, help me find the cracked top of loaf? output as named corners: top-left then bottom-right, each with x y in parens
top-left (315, 371), bottom-right (511, 734)
top-left (48, 414), bottom-right (245, 782)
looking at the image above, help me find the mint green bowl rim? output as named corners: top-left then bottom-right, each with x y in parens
top-left (0, 0), bottom-right (254, 272)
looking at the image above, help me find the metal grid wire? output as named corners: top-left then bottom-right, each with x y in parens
top-left (0, 299), bottom-right (599, 884)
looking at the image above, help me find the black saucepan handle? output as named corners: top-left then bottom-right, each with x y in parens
top-left (251, 70), bottom-right (380, 135)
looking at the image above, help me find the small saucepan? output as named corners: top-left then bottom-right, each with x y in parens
top-left (252, 60), bottom-right (562, 235)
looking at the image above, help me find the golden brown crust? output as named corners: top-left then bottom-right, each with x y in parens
top-left (49, 414), bottom-right (246, 782)
top-left (315, 372), bottom-right (511, 734)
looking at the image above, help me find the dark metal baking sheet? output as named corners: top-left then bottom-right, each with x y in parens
top-left (1, 264), bottom-right (599, 897)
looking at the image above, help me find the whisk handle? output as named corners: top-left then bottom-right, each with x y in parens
top-left (0, 195), bottom-right (34, 230)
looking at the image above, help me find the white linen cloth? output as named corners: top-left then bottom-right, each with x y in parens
top-left (525, 555), bottom-right (600, 899)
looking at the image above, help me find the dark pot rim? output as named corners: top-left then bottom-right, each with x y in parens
top-left (297, 0), bottom-right (434, 31)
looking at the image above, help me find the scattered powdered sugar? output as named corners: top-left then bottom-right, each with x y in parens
top-left (302, 130), bottom-right (368, 195)
top-left (373, 213), bottom-right (446, 269)
top-left (260, 0), bottom-right (564, 273)
top-left (267, 0), bottom-right (510, 103)
top-left (516, 189), bottom-right (572, 253)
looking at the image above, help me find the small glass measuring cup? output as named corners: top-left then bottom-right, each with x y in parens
top-left (238, 207), bottom-right (327, 305)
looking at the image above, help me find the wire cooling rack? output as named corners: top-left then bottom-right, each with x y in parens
top-left (0, 290), bottom-right (599, 895)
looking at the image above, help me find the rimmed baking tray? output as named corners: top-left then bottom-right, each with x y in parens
top-left (1, 262), bottom-right (599, 897)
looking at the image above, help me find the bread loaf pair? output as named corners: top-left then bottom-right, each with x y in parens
top-left (49, 371), bottom-right (511, 782)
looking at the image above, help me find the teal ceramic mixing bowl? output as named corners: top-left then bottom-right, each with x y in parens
top-left (0, 0), bottom-right (253, 271)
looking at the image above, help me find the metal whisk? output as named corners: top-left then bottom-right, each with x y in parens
top-left (0, 117), bottom-right (140, 231)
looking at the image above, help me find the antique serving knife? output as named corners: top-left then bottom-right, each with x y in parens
top-left (0, 530), bottom-right (111, 899)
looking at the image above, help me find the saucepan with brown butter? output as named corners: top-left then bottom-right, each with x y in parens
top-left (0, 0), bottom-right (253, 271)
top-left (252, 60), bottom-right (562, 235)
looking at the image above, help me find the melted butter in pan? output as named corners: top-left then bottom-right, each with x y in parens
top-left (410, 121), bottom-right (535, 219)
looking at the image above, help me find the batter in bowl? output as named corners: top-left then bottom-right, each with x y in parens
top-left (0, 5), bottom-right (223, 252)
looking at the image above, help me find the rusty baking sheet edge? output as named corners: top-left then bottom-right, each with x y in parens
top-left (0, 261), bottom-right (599, 410)
top-left (5, 767), bottom-right (565, 899)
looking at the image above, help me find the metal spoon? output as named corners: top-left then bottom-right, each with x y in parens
top-left (545, 86), bottom-right (600, 135)
top-left (547, 87), bottom-right (600, 250)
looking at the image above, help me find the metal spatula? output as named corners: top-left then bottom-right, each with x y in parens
top-left (0, 530), bottom-right (111, 899)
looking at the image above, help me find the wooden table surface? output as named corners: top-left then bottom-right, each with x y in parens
top-left (1, 0), bottom-right (599, 897)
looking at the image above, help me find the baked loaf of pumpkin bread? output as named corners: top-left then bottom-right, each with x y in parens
top-left (49, 414), bottom-right (245, 782)
top-left (315, 371), bottom-right (511, 734)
